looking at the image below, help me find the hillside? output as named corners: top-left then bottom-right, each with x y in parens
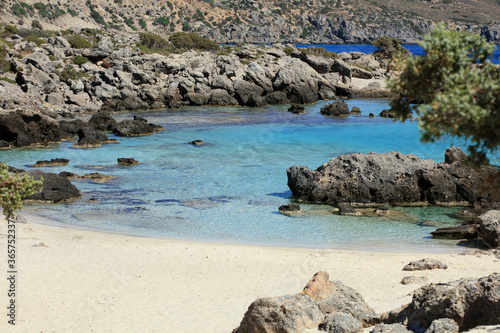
top-left (1, 0), bottom-right (500, 44)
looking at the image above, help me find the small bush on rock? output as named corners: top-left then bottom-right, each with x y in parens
top-left (67, 34), bottom-right (92, 48)
top-left (169, 32), bottom-right (220, 52)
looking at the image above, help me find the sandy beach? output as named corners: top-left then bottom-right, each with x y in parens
top-left (0, 214), bottom-right (499, 333)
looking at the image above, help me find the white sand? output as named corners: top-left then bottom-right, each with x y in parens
top-left (0, 215), bottom-right (499, 333)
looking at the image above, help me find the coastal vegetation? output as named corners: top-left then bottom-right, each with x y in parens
top-left (0, 163), bottom-right (42, 220)
top-left (388, 24), bottom-right (500, 165)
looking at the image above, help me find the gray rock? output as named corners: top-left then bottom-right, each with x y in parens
top-left (400, 276), bottom-right (428, 285)
top-left (74, 128), bottom-right (110, 148)
top-left (113, 119), bottom-right (155, 136)
top-left (431, 225), bottom-right (478, 240)
top-left (185, 92), bottom-right (210, 106)
top-left (279, 203), bottom-right (302, 213)
top-left (371, 323), bottom-right (412, 333)
top-left (117, 158), bottom-right (139, 166)
top-left (24, 170), bottom-right (81, 202)
top-left (33, 158), bottom-right (69, 167)
top-left (321, 312), bottom-right (362, 333)
top-left (288, 104), bottom-right (306, 114)
top-left (233, 79), bottom-right (264, 106)
top-left (402, 258), bottom-right (448, 271)
top-left (207, 89), bottom-right (238, 106)
top-left (478, 210), bottom-right (500, 248)
top-left (88, 111), bottom-right (117, 132)
top-left (444, 147), bottom-right (468, 164)
top-left (338, 203), bottom-right (358, 216)
top-left (424, 318), bottom-right (459, 333)
top-left (234, 271), bottom-right (374, 333)
top-left (59, 119), bottom-right (88, 136)
top-left (351, 106), bottom-right (361, 114)
top-left (385, 273), bottom-right (500, 332)
top-left (320, 100), bottom-right (350, 116)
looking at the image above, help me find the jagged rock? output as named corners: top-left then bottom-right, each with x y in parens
top-left (279, 203), bottom-right (302, 213)
top-left (321, 312), bottom-right (362, 333)
top-left (477, 210), bottom-right (500, 248)
top-left (33, 158), bottom-right (69, 167)
top-left (424, 318), bottom-right (459, 333)
top-left (400, 276), bottom-right (428, 285)
top-left (88, 111), bottom-right (117, 131)
top-left (431, 225), bottom-right (478, 240)
top-left (378, 109), bottom-right (397, 118)
top-left (338, 203), bottom-right (358, 215)
top-left (444, 147), bottom-right (467, 164)
top-left (286, 148), bottom-right (498, 205)
top-left (74, 128), bottom-right (115, 148)
top-left (233, 79), bottom-right (264, 106)
top-left (234, 271), bottom-right (374, 333)
top-left (384, 273), bottom-right (500, 332)
top-left (350, 106), bottom-right (361, 114)
top-left (117, 158), bottom-right (139, 166)
top-left (288, 104), bottom-right (306, 114)
top-left (207, 89), bottom-right (239, 106)
top-left (59, 119), bottom-right (89, 137)
top-left (402, 258), bottom-right (448, 271)
top-left (185, 92), bottom-right (209, 106)
top-left (320, 100), bottom-right (350, 116)
top-left (113, 119), bottom-right (155, 136)
top-left (0, 111), bottom-right (61, 147)
top-left (371, 323), bottom-right (412, 333)
top-left (24, 170), bottom-right (81, 202)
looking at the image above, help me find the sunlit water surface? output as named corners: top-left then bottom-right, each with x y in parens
top-left (2, 100), bottom-right (491, 252)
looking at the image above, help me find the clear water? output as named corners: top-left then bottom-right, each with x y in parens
top-left (0, 100), bottom-right (488, 252)
top-left (296, 44), bottom-right (500, 64)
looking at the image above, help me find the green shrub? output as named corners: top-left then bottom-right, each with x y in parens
top-left (31, 20), bottom-right (43, 30)
top-left (73, 55), bottom-right (88, 66)
top-left (56, 66), bottom-right (88, 81)
top-left (154, 16), bottom-right (170, 27)
top-left (67, 34), bottom-right (92, 48)
top-left (26, 35), bottom-right (46, 46)
top-left (33, 3), bottom-right (65, 20)
top-left (68, 8), bottom-right (78, 17)
top-left (372, 36), bottom-right (407, 59)
top-left (182, 22), bottom-right (190, 31)
top-left (139, 18), bottom-right (147, 30)
top-left (284, 46), bottom-right (294, 56)
top-left (299, 46), bottom-right (338, 59)
top-left (4, 25), bottom-right (18, 34)
top-left (169, 32), bottom-right (220, 52)
top-left (137, 32), bottom-right (173, 54)
top-left (0, 76), bottom-right (16, 84)
top-left (124, 17), bottom-right (136, 30)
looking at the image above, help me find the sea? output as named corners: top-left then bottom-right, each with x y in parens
top-left (3, 44), bottom-right (498, 253)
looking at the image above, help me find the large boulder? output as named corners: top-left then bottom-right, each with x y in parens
top-left (234, 271), bottom-right (374, 333)
top-left (384, 273), bottom-right (500, 332)
top-left (74, 128), bottom-right (116, 148)
top-left (88, 111), bottom-right (117, 131)
top-left (113, 117), bottom-right (157, 136)
top-left (320, 100), bottom-right (350, 116)
top-left (286, 148), bottom-right (498, 205)
top-left (0, 111), bottom-right (61, 147)
top-left (24, 170), bottom-right (81, 202)
top-left (477, 210), bottom-right (500, 248)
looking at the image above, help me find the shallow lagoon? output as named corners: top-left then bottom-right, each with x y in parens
top-left (1, 100), bottom-right (486, 252)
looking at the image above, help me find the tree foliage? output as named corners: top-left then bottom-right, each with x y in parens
top-left (372, 36), bottom-right (407, 59)
top-left (169, 32), bottom-right (220, 52)
top-left (388, 24), bottom-right (500, 165)
top-left (0, 163), bottom-right (43, 220)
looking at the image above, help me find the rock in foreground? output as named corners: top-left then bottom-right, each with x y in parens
top-left (233, 271), bottom-right (374, 333)
top-left (384, 273), bottom-right (500, 332)
top-left (24, 170), bottom-right (81, 202)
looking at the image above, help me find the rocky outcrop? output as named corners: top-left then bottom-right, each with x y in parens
top-left (383, 273), bottom-right (500, 332)
top-left (320, 100), bottom-right (350, 116)
top-left (477, 210), bottom-right (500, 248)
top-left (23, 170), bottom-right (81, 202)
top-left (88, 111), bottom-right (117, 131)
top-left (33, 158), bottom-right (69, 167)
top-left (117, 158), bottom-right (139, 166)
top-left (0, 110), bottom-right (61, 147)
top-left (113, 116), bottom-right (162, 137)
top-left (286, 148), bottom-right (498, 205)
top-left (234, 271), bottom-right (375, 333)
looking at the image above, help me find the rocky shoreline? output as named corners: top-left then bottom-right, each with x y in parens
top-left (0, 29), bottom-right (389, 117)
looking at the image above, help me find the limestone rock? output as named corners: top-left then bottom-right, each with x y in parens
top-left (400, 276), bottom-right (428, 285)
top-left (371, 323), bottom-right (412, 333)
top-left (402, 258), bottom-right (448, 271)
top-left (321, 312), bottom-right (363, 333)
top-left (320, 100), bottom-right (350, 116)
top-left (478, 210), bottom-right (500, 248)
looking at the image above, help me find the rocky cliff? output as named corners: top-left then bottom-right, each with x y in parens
top-left (0, 0), bottom-right (500, 44)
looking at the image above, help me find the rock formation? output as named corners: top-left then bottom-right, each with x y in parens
top-left (286, 148), bottom-right (498, 206)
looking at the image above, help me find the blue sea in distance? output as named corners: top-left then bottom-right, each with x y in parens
top-left (296, 44), bottom-right (500, 64)
top-left (1, 100), bottom-right (490, 253)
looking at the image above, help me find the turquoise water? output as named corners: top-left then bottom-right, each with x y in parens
top-left (0, 100), bottom-right (487, 252)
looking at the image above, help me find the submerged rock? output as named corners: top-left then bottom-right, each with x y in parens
top-left (279, 203), bottom-right (302, 214)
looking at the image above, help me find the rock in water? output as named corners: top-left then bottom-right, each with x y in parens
top-left (402, 258), bottom-right (447, 271)
top-left (33, 158), bottom-right (69, 167)
top-left (234, 271), bottom-right (374, 333)
top-left (88, 111), bottom-right (117, 131)
top-left (24, 170), bottom-right (81, 202)
top-left (477, 210), bottom-right (500, 248)
top-left (384, 273), bottom-right (500, 332)
top-left (288, 104), bottom-right (306, 114)
top-left (117, 158), bottom-right (139, 166)
top-left (279, 203), bottom-right (301, 214)
top-left (320, 100), bottom-right (350, 116)
top-left (286, 148), bottom-right (498, 205)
